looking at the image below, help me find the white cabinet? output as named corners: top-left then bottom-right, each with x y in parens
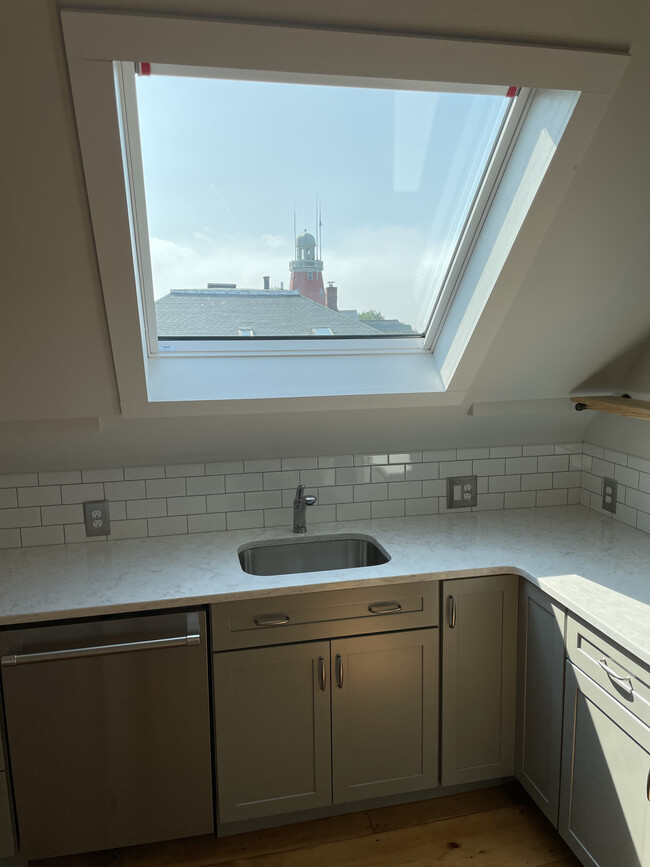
top-left (440, 574), bottom-right (518, 786)
top-left (515, 581), bottom-right (566, 826)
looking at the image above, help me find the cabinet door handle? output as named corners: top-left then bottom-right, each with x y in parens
top-left (318, 656), bottom-right (327, 691)
top-left (647, 769), bottom-right (650, 802)
top-left (448, 596), bottom-right (457, 629)
top-left (253, 615), bottom-right (290, 627)
top-left (335, 653), bottom-right (344, 689)
top-left (598, 657), bottom-right (634, 693)
top-left (368, 602), bottom-right (402, 614)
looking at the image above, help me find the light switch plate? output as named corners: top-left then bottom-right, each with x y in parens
top-left (446, 476), bottom-right (478, 509)
top-left (602, 477), bottom-right (617, 513)
top-left (83, 500), bottom-right (111, 536)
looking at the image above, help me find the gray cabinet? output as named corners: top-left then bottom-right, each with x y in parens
top-left (441, 574), bottom-right (518, 786)
top-left (331, 629), bottom-right (438, 804)
top-left (214, 628), bottom-right (438, 825)
top-left (516, 580), bottom-right (566, 826)
top-left (213, 641), bottom-right (332, 824)
top-left (559, 661), bottom-right (650, 867)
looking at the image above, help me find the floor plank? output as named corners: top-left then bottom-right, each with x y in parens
top-left (31, 786), bottom-right (581, 867)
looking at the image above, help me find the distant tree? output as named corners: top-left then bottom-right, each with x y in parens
top-left (358, 309), bottom-right (386, 320)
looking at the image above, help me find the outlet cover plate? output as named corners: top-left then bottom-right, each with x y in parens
top-left (602, 477), bottom-right (617, 513)
top-left (446, 476), bottom-right (478, 509)
top-left (83, 500), bottom-right (111, 536)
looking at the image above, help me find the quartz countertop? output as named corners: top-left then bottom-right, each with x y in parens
top-left (0, 505), bottom-right (648, 666)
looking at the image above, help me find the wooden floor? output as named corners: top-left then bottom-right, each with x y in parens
top-left (33, 784), bottom-right (581, 867)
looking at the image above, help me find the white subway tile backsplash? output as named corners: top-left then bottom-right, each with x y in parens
top-left (166, 463), bottom-right (205, 478)
top-left (354, 454), bottom-right (388, 466)
top-left (337, 502), bottom-right (371, 521)
top-left (205, 461), bottom-right (243, 475)
top-left (82, 468), bottom-right (124, 483)
top-left (61, 483), bottom-right (104, 505)
top-left (186, 475), bottom-right (226, 496)
top-left (282, 457), bottom-right (318, 470)
top-left (109, 520), bottom-right (148, 540)
top-left (244, 490), bottom-right (282, 511)
top-left (0, 529), bottom-right (21, 548)
top-left (506, 457), bottom-right (538, 475)
top-left (188, 513), bottom-right (226, 534)
top-left (353, 483), bottom-right (388, 502)
top-left (6, 440), bottom-right (650, 548)
top-left (439, 460), bottom-right (472, 478)
top-left (148, 516), bottom-right (188, 537)
top-left (458, 447), bottom-right (490, 460)
top-left (318, 455), bottom-right (353, 468)
top-left (0, 508), bottom-right (41, 529)
top-left (226, 510), bottom-right (264, 531)
top-left (263, 470), bottom-right (300, 491)
top-left (17, 486), bottom-right (58, 507)
top-left (0, 489), bottom-right (19, 509)
top-left (104, 480), bottom-right (146, 501)
top-left (373, 499), bottom-right (406, 518)
top-left (127, 498), bottom-right (166, 520)
top-left (124, 465), bottom-right (165, 480)
top-left (336, 467), bottom-right (370, 486)
top-left (167, 496), bottom-right (207, 517)
top-left (146, 478), bottom-right (186, 499)
top-left (244, 458), bottom-right (282, 473)
top-left (473, 458), bottom-right (505, 476)
top-left (38, 470), bottom-right (81, 485)
top-left (0, 473), bottom-right (38, 488)
top-left (614, 465), bottom-right (640, 489)
top-left (536, 489), bottom-right (568, 508)
top-left (371, 465), bottom-right (406, 483)
top-left (300, 468), bottom-right (335, 487)
top-left (21, 525), bottom-right (65, 547)
top-left (389, 481), bottom-right (421, 499)
top-left (422, 449), bottom-right (456, 462)
top-left (206, 493), bottom-right (245, 513)
top-left (537, 455), bottom-right (569, 473)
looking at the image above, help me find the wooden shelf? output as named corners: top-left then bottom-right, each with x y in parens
top-left (571, 395), bottom-right (650, 420)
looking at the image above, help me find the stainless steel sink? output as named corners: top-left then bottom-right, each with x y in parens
top-left (238, 533), bottom-right (390, 576)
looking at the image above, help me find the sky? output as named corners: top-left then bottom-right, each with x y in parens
top-left (135, 74), bottom-right (509, 329)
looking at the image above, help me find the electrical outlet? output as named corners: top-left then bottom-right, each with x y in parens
top-left (446, 475), bottom-right (478, 509)
top-left (83, 500), bottom-right (111, 537)
top-left (602, 477), bottom-right (618, 514)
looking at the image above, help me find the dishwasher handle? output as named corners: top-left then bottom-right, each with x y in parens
top-left (1, 614), bottom-right (201, 667)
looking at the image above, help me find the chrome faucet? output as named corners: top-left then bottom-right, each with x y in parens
top-left (293, 484), bottom-right (317, 533)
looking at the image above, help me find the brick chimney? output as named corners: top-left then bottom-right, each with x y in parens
top-left (325, 282), bottom-right (338, 311)
top-left (263, 275), bottom-right (270, 291)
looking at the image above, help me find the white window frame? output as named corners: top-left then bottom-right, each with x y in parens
top-left (61, 11), bottom-right (628, 417)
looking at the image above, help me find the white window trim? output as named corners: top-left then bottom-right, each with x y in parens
top-left (61, 11), bottom-right (628, 417)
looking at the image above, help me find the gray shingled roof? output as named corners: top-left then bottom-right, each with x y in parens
top-left (155, 290), bottom-right (383, 337)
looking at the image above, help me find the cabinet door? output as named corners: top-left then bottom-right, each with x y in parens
top-left (441, 574), bottom-right (518, 786)
top-left (331, 628), bottom-right (438, 803)
top-left (559, 662), bottom-right (650, 867)
top-left (516, 581), bottom-right (565, 826)
top-left (214, 641), bottom-right (332, 824)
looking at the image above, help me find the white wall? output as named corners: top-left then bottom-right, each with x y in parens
top-left (2, 0), bottom-right (649, 471)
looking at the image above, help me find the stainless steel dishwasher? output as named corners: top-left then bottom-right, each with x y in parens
top-left (0, 608), bottom-right (214, 861)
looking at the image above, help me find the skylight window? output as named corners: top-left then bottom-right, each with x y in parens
top-left (129, 70), bottom-right (515, 343)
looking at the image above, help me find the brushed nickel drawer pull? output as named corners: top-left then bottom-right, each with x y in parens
top-left (448, 596), bottom-right (457, 629)
top-left (336, 653), bottom-right (344, 689)
top-left (318, 656), bottom-right (326, 691)
top-left (254, 615), bottom-right (290, 627)
top-left (368, 602), bottom-right (402, 614)
top-left (598, 657), bottom-right (634, 693)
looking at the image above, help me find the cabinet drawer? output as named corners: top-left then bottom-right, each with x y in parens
top-left (566, 615), bottom-right (650, 729)
top-left (211, 581), bottom-right (439, 650)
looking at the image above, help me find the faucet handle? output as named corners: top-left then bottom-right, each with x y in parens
top-left (303, 495), bottom-right (317, 506)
